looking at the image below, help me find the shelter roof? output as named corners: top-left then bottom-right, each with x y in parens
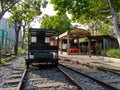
top-left (69, 28), bottom-right (91, 38)
top-left (29, 28), bottom-right (57, 37)
top-left (87, 35), bottom-right (117, 41)
top-left (59, 28), bottom-right (91, 39)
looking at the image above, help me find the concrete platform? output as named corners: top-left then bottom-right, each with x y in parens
top-left (59, 54), bottom-right (120, 71)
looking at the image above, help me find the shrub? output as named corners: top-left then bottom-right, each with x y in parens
top-left (101, 50), bottom-right (106, 56)
top-left (106, 49), bottom-right (120, 58)
top-left (18, 47), bottom-right (26, 56)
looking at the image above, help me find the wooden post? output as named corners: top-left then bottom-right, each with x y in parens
top-left (59, 38), bottom-right (62, 54)
top-left (77, 38), bottom-right (80, 53)
top-left (88, 38), bottom-right (91, 57)
top-left (67, 32), bottom-right (70, 55)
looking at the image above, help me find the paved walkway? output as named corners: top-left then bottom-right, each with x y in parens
top-left (59, 54), bottom-right (120, 71)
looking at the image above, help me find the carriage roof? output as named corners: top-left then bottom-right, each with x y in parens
top-left (29, 28), bottom-right (57, 37)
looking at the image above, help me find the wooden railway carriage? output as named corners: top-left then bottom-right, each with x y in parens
top-left (26, 28), bottom-right (59, 68)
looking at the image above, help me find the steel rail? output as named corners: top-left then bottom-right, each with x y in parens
top-left (82, 63), bottom-right (120, 76)
top-left (97, 66), bottom-right (120, 76)
top-left (16, 69), bottom-right (27, 90)
top-left (58, 66), bottom-right (84, 90)
top-left (59, 63), bottom-right (120, 90)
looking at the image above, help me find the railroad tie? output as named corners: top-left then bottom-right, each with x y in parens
top-left (104, 79), bottom-right (120, 83)
top-left (82, 70), bottom-right (98, 74)
top-left (0, 87), bottom-right (16, 90)
top-left (9, 74), bottom-right (22, 78)
top-left (34, 82), bottom-right (67, 88)
top-left (12, 71), bottom-right (23, 74)
top-left (29, 78), bottom-right (47, 81)
top-left (91, 74), bottom-right (109, 78)
top-left (4, 79), bottom-right (20, 84)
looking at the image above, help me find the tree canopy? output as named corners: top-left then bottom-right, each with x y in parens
top-left (0, 0), bottom-right (19, 19)
top-left (40, 14), bottom-right (71, 34)
top-left (50, 0), bottom-right (120, 21)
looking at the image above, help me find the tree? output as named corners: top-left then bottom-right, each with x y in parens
top-left (0, 0), bottom-right (19, 19)
top-left (40, 14), bottom-right (71, 34)
top-left (50, 0), bottom-right (120, 46)
top-left (88, 19), bottom-right (113, 36)
top-left (107, 0), bottom-right (120, 47)
top-left (9, 6), bottom-right (23, 55)
top-left (9, 0), bottom-right (46, 55)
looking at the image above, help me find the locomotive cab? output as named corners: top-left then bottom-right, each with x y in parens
top-left (26, 28), bottom-right (59, 68)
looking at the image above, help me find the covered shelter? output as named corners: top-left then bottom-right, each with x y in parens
top-left (58, 28), bottom-right (119, 56)
top-left (87, 35), bottom-right (119, 55)
top-left (59, 28), bottom-right (91, 55)
top-left (79, 35), bottom-right (119, 55)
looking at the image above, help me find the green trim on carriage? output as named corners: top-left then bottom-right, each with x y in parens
top-left (34, 52), bottom-right (53, 59)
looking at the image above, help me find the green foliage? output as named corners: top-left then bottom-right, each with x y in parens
top-left (106, 49), bottom-right (120, 58)
top-left (0, 0), bottom-right (20, 19)
top-left (1, 0), bottom-right (19, 10)
top-left (50, 0), bottom-right (117, 21)
top-left (40, 14), bottom-right (71, 34)
top-left (80, 37), bottom-right (89, 42)
top-left (50, 0), bottom-right (120, 36)
top-left (18, 47), bottom-right (27, 56)
top-left (9, 0), bottom-right (43, 25)
top-left (88, 19), bottom-right (113, 35)
top-left (101, 50), bottom-right (106, 56)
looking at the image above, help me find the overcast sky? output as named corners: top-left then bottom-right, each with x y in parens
top-left (41, 0), bottom-right (56, 16)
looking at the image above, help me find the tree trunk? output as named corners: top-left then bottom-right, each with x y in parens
top-left (14, 30), bottom-right (19, 55)
top-left (0, 0), bottom-right (19, 20)
top-left (14, 21), bottom-right (21, 55)
top-left (0, 11), bottom-right (5, 20)
top-left (22, 26), bottom-right (25, 49)
top-left (108, 0), bottom-right (120, 47)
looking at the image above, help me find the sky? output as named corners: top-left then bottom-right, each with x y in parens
top-left (3, 0), bottom-right (87, 29)
top-left (3, 0), bottom-right (56, 28)
top-left (41, 1), bottom-right (56, 16)
top-left (29, 0), bottom-right (57, 28)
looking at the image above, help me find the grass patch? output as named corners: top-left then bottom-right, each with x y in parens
top-left (0, 55), bottom-right (16, 66)
top-left (106, 49), bottom-right (120, 58)
top-left (0, 60), bottom-right (11, 66)
top-left (5, 55), bottom-right (16, 61)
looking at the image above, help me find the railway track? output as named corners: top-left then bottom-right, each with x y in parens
top-left (1, 56), bottom-right (120, 90)
top-left (23, 63), bottom-right (119, 90)
top-left (59, 58), bottom-right (120, 90)
top-left (0, 67), bottom-right (26, 90)
top-left (22, 66), bottom-right (80, 90)
top-left (58, 65), bottom-right (106, 90)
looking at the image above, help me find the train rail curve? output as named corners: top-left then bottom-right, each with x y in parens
top-left (59, 58), bottom-right (120, 90)
top-left (0, 67), bottom-right (26, 90)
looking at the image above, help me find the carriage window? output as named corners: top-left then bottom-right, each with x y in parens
top-left (45, 37), bottom-right (50, 43)
top-left (31, 36), bottom-right (37, 43)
